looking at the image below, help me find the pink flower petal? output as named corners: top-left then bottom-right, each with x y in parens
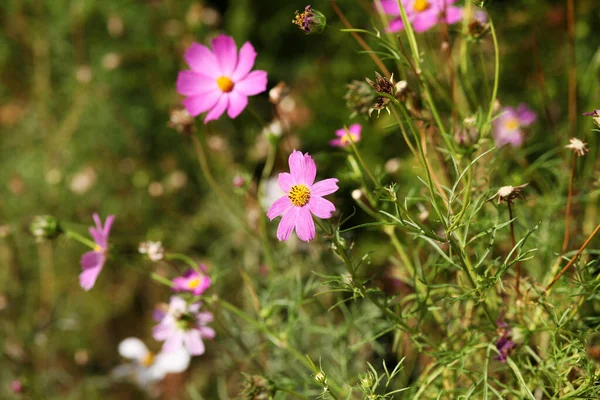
top-left (176, 70), bottom-right (218, 96)
top-left (93, 213), bottom-right (102, 230)
top-left (211, 35), bottom-right (237, 77)
top-left (162, 330), bottom-right (184, 353)
top-left (79, 251), bottom-right (105, 291)
top-left (348, 123), bottom-right (362, 135)
top-left (277, 206), bottom-right (299, 241)
top-left (103, 215), bottom-right (115, 237)
top-left (267, 196), bottom-right (292, 220)
top-left (235, 70), bottom-right (268, 96)
top-left (152, 323), bottom-right (173, 341)
top-left (89, 227), bottom-right (105, 249)
top-left (196, 311), bottom-right (214, 325)
top-left (226, 91), bottom-right (248, 119)
top-left (288, 150), bottom-right (305, 183)
top-left (204, 94), bottom-right (229, 123)
top-left (335, 128), bottom-right (347, 138)
top-left (377, 0), bottom-right (401, 16)
top-left (199, 326), bottom-right (216, 339)
top-left (309, 196), bottom-right (336, 219)
top-left (311, 178), bottom-right (339, 196)
top-left (231, 42), bottom-right (257, 81)
top-left (412, 11), bottom-right (439, 32)
top-left (329, 138), bottom-right (343, 147)
top-left (184, 331), bottom-right (205, 356)
top-left (278, 172), bottom-right (294, 192)
top-left (295, 206), bottom-right (315, 242)
top-left (182, 91), bottom-right (222, 117)
top-left (184, 43), bottom-right (221, 78)
top-left (516, 104), bottom-right (537, 126)
top-left (443, 6), bottom-right (463, 25)
top-left (303, 154), bottom-right (317, 186)
top-left (387, 17), bottom-right (405, 32)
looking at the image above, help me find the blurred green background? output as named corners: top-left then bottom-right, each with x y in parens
top-left (1, 0), bottom-right (600, 398)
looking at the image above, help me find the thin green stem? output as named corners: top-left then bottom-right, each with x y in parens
top-left (483, 17), bottom-right (500, 138)
top-left (165, 253), bottom-right (200, 272)
top-left (64, 229), bottom-right (96, 249)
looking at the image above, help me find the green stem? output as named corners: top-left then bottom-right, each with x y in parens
top-left (165, 253), bottom-right (200, 272)
top-left (64, 229), bottom-right (96, 249)
top-left (483, 17), bottom-right (500, 138)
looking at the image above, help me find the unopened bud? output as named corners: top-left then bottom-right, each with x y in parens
top-left (30, 216), bottom-right (62, 241)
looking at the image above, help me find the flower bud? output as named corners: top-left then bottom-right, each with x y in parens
top-left (314, 371), bottom-right (327, 385)
top-left (293, 5), bottom-right (326, 35)
top-left (30, 215), bottom-right (62, 241)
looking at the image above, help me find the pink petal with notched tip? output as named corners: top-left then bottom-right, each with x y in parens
top-left (231, 42), bottom-right (257, 81)
top-left (235, 70), bottom-right (268, 96)
top-left (295, 206), bottom-right (315, 242)
top-left (204, 95), bottom-right (229, 123)
top-left (184, 43), bottom-right (222, 78)
top-left (267, 196), bottom-right (292, 220)
top-left (311, 178), bottom-right (339, 196)
top-left (183, 91), bottom-right (222, 117)
top-left (277, 206), bottom-right (299, 241)
top-left (176, 71), bottom-right (218, 96)
top-left (278, 172), bottom-right (294, 192)
top-left (309, 196), bottom-right (336, 219)
top-left (226, 90), bottom-right (248, 119)
top-left (211, 35), bottom-right (237, 77)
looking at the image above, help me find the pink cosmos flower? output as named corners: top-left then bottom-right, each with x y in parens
top-left (330, 124), bottom-right (362, 148)
top-left (176, 35), bottom-right (268, 123)
top-left (266, 150), bottom-right (339, 242)
top-left (172, 266), bottom-right (211, 296)
top-left (493, 104), bottom-right (537, 147)
top-left (79, 213), bottom-right (114, 291)
top-left (152, 296), bottom-right (215, 356)
top-left (376, 0), bottom-right (463, 33)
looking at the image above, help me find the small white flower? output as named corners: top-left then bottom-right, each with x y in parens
top-left (139, 241), bottom-right (165, 261)
top-left (111, 337), bottom-right (190, 388)
top-left (565, 137), bottom-right (589, 157)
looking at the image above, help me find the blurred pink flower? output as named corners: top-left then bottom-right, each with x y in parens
top-left (330, 123), bottom-right (362, 148)
top-left (172, 266), bottom-right (211, 296)
top-left (152, 296), bottom-right (215, 356)
top-left (493, 104), bottom-right (537, 147)
top-left (79, 213), bottom-right (114, 291)
top-left (266, 150), bottom-right (338, 242)
top-left (376, 0), bottom-right (463, 33)
top-left (176, 35), bottom-right (268, 123)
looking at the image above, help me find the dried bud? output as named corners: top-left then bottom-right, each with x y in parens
top-left (454, 117), bottom-right (480, 147)
top-left (344, 80), bottom-right (376, 117)
top-left (293, 5), bottom-right (326, 35)
top-left (488, 184), bottom-right (528, 205)
top-left (269, 82), bottom-right (291, 105)
top-left (30, 216), bottom-right (62, 241)
top-left (138, 241), bottom-right (165, 261)
top-left (168, 107), bottom-right (195, 135)
top-left (565, 137), bottom-right (589, 157)
top-left (239, 374), bottom-right (276, 400)
top-left (582, 109), bottom-right (600, 127)
top-left (366, 72), bottom-right (396, 117)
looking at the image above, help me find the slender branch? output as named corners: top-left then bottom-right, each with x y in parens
top-left (546, 223), bottom-right (600, 292)
top-left (566, 0), bottom-right (577, 138)
top-left (330, 0), bottom-right (391, 77)
top-left (508, 203), bottom-right (521, 296)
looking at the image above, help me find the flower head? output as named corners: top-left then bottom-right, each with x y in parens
top-left (79, 213), bottom-right (115, 291)
top-left (330, 124), bottom-right (362, 148)
top-left (565, 138), bottom-right (589, 157)
top-left (172, 267), bottom-right (211, 296)
top-left (176, 35), bottom-right (268, 123)
top-left (493, 104), bottom-right (537, 147)
top-left (111, 337), bottom-right (190, 388)
top-left (139, 241), bottom-right (165, 261)
top-left (488, 183), bottom-right (528, 205)
top-left (152, 296), bottom-right (215, 356)
top-left (495, 311), bottom-right (516, 362)
top-left (345, 80), bottom-right (376, 117)
top-left (30, 215), bottom-right (62, 241)
top-left (365, 72), bottom-right (396, 117)
top-left (376, 0), bottom-right (464, 33)
top-left (583, 109), bottom-right (600, 127)
top-left (266, 150), bottom-right (339, 242)
top-left (168, 107), bottom-right (195, 135)
top-left (293, 5), bottom-right (327, 34)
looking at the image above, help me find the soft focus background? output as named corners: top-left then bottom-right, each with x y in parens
top-left (1, 0), bottom-right (600, 399)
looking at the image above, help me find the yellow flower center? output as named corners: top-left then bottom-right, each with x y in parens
top-left (94, 244), bottom-right (102, 252)
top-left (216, 76), bottom-right (234, 92)
top-left (188, 278), bottom-right (201, 289)
top-left (504, 118), bottom-right (520, 131)
top-left (340, 133), bottom-right (359, 146)
top-left (288, 184), bottom-right (311, 207)
top-left (142, 352), bottom-right (155, 367)
top-left (414, 0), bottom-right (430, 12)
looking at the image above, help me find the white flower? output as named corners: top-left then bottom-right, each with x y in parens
top-left (565, 137), bottom-right (589, 157)
top-left (139, 241), bottom-right (165, 261)
top-left (111, 337), bottom-right (190, 388)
